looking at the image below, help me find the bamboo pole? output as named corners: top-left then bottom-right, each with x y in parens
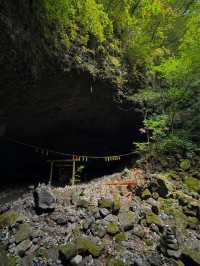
top-left (49, 161), bottom-right (54, 185)
top-left (72, 159), bottom-right (76, 186)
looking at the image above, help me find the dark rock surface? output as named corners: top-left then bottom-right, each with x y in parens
top-left (34, 183), bottom-right (56, 212)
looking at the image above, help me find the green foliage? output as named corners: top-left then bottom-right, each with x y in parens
top-left (31, 0), bottom-right (200, 164)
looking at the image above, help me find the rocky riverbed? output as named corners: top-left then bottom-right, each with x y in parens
top-left (0, 170), bottom-right (200, 266)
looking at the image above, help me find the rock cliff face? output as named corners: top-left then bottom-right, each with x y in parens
top-left (0, 0), bottom-right (141, 155)
top-left (2, 71), bottom-right (141, 154)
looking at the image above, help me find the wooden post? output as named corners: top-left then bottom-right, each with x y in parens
top-left (49, 161), bottom-right (54, 185)
top-left (72, 159), bottom-right (76, 186)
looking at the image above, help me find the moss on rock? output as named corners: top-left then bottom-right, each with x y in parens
top-left (146, 212), bottom-right (163, 227)
top-left (59, 237), bottom-right (104, 262)
top-left (17, 239), bottom-right (32, 257)
top-left (106, 223), bottom-right (119, 235)
top-left (183, 176), bottom-right (200, 193)
top-left (0, 211), bottom-right (25, 229)
top-left (0, 245), bottom-right (18, 266)
top-left (180, 159), bottom-right (191, 171)
top-left (175, 260), bottom-right (185, 266)
top-left (118, 211), bottom-right (135, 231)
top-left (76, 237), bottom-right (104, 257)
top-left (91, 223), bottom-right (106, 238)
top-left (159, 197), bottom-right (198, 230)
top-left (59, 242), bottom-right (77, 261)
top-left (172, 192), bottom-right (200, 208)
top-left (182, 247), bottom-right (200, 265)
top-left (106, 257), bottom-right (125, 266)
top-left (187, 216), bottom-right (199, 229)
top-left (15, 223), bottom-right (31, 243)
top-left (114, 232), bottom-right (127, 242)
top-left (98, 198), bottom-right (113, 209)
top-left (113, 195), bottom-right (121, 212)
top-left (37, 247), bottom-right (59, 261)
top-left (141, 189), bottom-right (152, 200)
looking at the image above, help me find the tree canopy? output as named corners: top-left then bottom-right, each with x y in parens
top-left (35, 0), bottom-right (200, 158)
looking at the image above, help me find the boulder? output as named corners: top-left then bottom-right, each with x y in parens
top-left (15, 223), bottom-right (31, 243)
top-left (114, 232), bottom-right (127, 242)
top-left (106, 257), bottom-right (125, 266)
top-left (146, 198), bottom-right (160, 215)
top-left (113, 195), bottom-right (121, 213)
top-left (83, 217), bottom-right (95, 230)
top-left (59, 237), bottom-right (104, 262)
top-left (0, 245), bottom-right (18, 266)
top-left (16, 239), bottom-right (32, 257)
top-left (183, 176), bottom-right (200, 193)
top-left (91, 223), bottom-right (106, 238)
top-left (104, 214), bottom-right (119, 224)
top-left (133, 225), bottom-right (145, 239)
top-left (106, 223), bottom-right (120, 235)
top-left (149, 176), bottom-right (175, 198)
top-left (181, 247), bottom-right (200, 266)
top-left (141, 189), bottom-right (152, 200)
top-left (76, 199), bottom-right (89, 209)
top-left (0, 211), bottom-right (25, 229)
top-left (34, 184), bottom-right (56, 212)
top-left (146, 212), bottom-right (163, 228)
top-left (98, 198), bottom-right (113, 209)
top-left (70, 255), bottom-right (83, 266)
top-left (180, 159), bottom-right (191, 171)
top-left (118, 211), bottom-right (135, 231)
top-left (99, 208), bottom-right (110, 217)
top-left (36, 247), bottom-right (59, 261)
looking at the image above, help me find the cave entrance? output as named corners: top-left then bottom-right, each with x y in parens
top-left (47, 153), bottom-right (138, 187)
top-left (0, 136), bottom-right (140, 187)
top-left (0, 71), bottom-right (143, 186)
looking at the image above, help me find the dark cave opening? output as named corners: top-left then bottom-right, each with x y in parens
top-left (0, 125), bottom-right (139, 186)
top-left (0, 71), bottom-right (143, 186)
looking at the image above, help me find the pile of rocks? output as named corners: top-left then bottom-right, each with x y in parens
top-left (0, 172), bottom-right (199, 266)
top-left (160, 226), bottom-right (181, 259)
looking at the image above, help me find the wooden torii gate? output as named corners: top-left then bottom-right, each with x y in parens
top-left (47, 156), bottom-right (81, 185)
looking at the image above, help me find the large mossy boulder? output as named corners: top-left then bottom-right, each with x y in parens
top-left (91, 223), bottom-right (106, 238)
top-left (0, 245), bottom-right (19, 266)
top-left (16, 239), bottom-right (32, 257)
top-left (0, 211), bottom-right (25, 229)
top-left (172, 192), bottom-right (200, 209)
top-left (146, 212), bottom-right (163, 227)
top-left (59, 237), bottom-right (104, 262)
top-left (180, 159), bottom-right (191, 171)
top-left (159, 197), bottom-right (198, 230)
top-left (15, 223), bottom-right (31, 243)
top-left (106, 223), bottom-right (120, 235)
top-left (181, 248), bottom-right (200, 266)
top-left (113, 195), bottom-right (121, 213)
top-left (36, 247), bottom-right (59, 261)
top-left (59, 242), bottom-right (77, 262)
top-left (114, 232), bottom-right (127, 242)
top-left (183, 176), bottom-right (200, 193)
top-left (98, 198), bottom-right (113, 209)
top-left (118, 211), bottom-right (135, 231)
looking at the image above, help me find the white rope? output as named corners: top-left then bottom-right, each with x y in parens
top-left (3, 136), bottom-right (137, 160)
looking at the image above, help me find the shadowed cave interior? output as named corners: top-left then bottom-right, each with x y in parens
top-left (0, 71), bottom-right (142, 185)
